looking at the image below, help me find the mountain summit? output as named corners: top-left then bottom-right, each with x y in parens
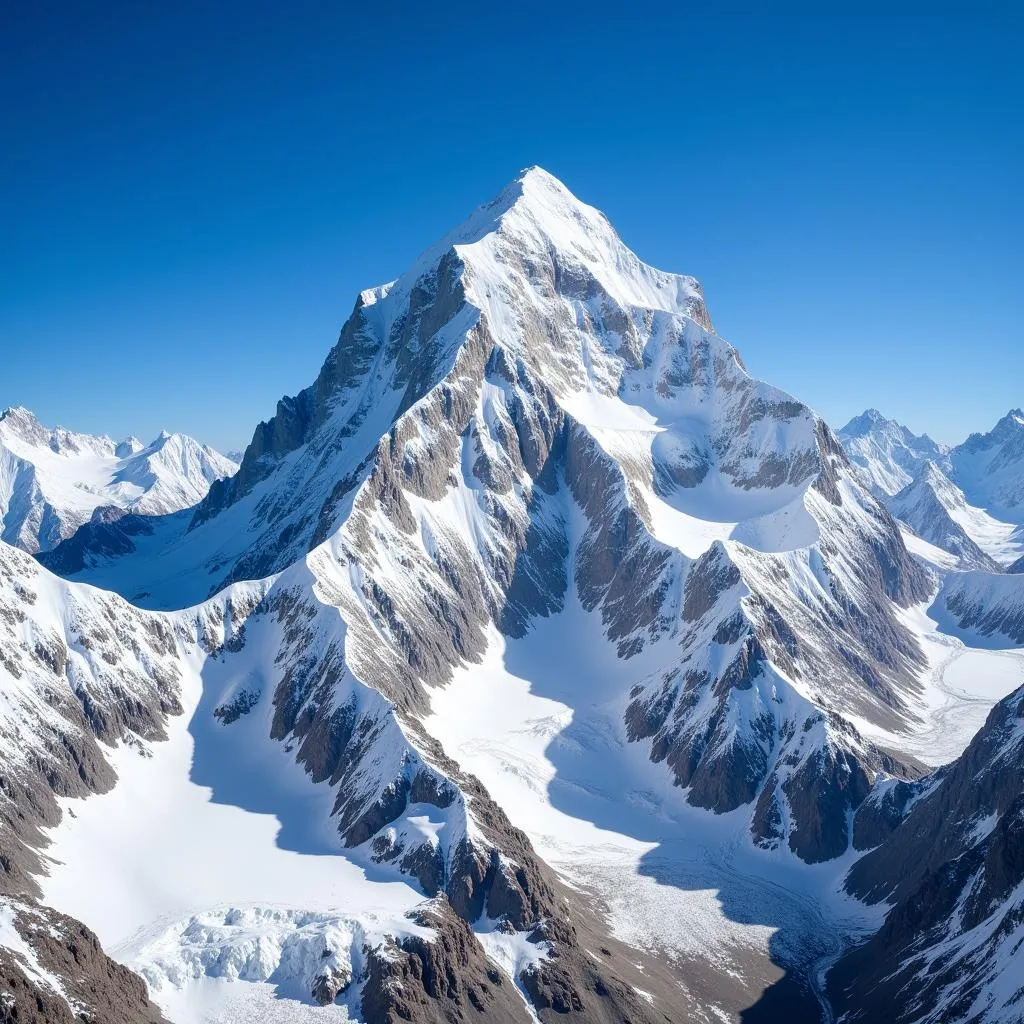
top-left (837, 408), bottom-right (948, 497)
top-left (50, 165), bottom-right (930, 868)
top-left (8, 168), bottom-right (1019, 1024)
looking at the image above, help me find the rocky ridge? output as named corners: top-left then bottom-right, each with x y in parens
top-left (830, 683), bottom-right (1024, 1023)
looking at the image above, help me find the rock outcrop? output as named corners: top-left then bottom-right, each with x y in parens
top-left (830, 684), bottom-right (1024, 1023)
top-left (0, 897), bottom-right (166, 1024)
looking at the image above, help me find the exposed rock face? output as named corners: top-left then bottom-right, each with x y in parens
top-left (360, 899), bottom-right (530, 1024)
top-left (37, 506), bottom-right (156, 576)
top-left (359, 896), bottom-right (694, 1024)
top-left (0, 407), bottom-right (236, 555)
top-left (830, 684), bottom-right (1024, 1024)
top-left (0, 897), bottom-right (166, 1024)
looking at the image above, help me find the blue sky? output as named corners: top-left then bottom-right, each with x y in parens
top-left (2, 2), bottom-right (1021, 451)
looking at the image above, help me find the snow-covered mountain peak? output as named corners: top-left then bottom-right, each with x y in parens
top-left (838, 407), bottom-right (890, 437)
top-left (961, 407), bottom-right (1024, 452)
top-left (886, 459), bottom-right (1005, 570)
top-left (0, 406), bottom-right (50, 446)
top-left (0, 405), bottom-right (118, 458)
top-left (462, 165), bottom-right (712, 330)
top-left (837, 408), bottom-right (949, 497)
top-left (114, 436), bottom-right (144, 458)
top-left (16, 169), bottom-right (1024, 1023)
top-left (948, 408), bottom-right (1024, 516)
top-left (49, 168), bottom-right (932, 878)
top-left (917, 458), bottom-right (962, 497)
top-left (0, 409), bottom-right (238, 553)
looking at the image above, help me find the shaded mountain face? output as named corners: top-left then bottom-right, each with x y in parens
top-left (0, 407), bottom-right (237, 554)
top-left (830, 683), bottom-right (1024, 1024)
top-left (940, 570), bottom-right (1024, 646)
top-left (837, 409), bottom-right (948, 498)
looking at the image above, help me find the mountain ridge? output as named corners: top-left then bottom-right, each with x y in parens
top-left (0, 406), bottom-right (238, 554)
top-left (4, 167), bottom-right (1022, 1024)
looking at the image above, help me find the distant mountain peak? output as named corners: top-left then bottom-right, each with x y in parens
top-left (0, 405), bottom-right (50, 445)
top-left (836, 409), bottom-right (947, 497)
top-left (0, 409), bottom-right (237, 553)
top-left (838, 408), bottom-right (889, 436)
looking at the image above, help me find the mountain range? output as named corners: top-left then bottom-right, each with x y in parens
top-left (1, 168), bottom-right (1022, 1024)
top-left (0, 406), bottom-right (238, 554)
top-left (838, 408), bottom-right (1024, 571)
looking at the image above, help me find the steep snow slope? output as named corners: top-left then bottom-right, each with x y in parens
top-left (52, 167), bottom-right (930, 871)
top-left (0, 407), bottom-right (237, 553)
top-left (887, 462), bottom-right (1003, 571)
top-left (831, 683), bottom-right (1024, 1024)
top-left (837, 408), bottom-right (948, 497)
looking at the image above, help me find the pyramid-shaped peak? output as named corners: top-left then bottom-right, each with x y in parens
top-left (838, 408), bottom-right (893, 437)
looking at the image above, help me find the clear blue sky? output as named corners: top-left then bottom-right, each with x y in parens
top-left (2, 2), bottom-right (1021, 451)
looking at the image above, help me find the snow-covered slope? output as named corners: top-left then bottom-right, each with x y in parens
top-left (0, 407), bottom-right (237, 553)
top-left (52, 167), bottom-right (931, 873)
top-left (938, 569), bottom-right (1024, 646)
top-left (887, 462), bottom-right (1002, 571)
top-left (837, 408), bottom-right (948, 498)
top-left (948, 408), bottom-right (1024, 520)
top-left (831, 682), bottom-right (1024, 1024)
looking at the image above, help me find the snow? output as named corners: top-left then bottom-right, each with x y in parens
top-left (850, 601), bottom-right (1024, 766)
top-left (476, 921), bottom-right (551, 1023)
top-left (424, 609), bottom-right (873, 1019)
top-left (122, 905), bottom-right (433, 1024)
top-left (0, 406), bottom-right (237, 553)
top-left (889, 461), bottom-right (1024, 568)
top-left (37, 604), bottom-right (426, 1020)
top-left (943, 495), bottom-right (1023, 565)
top-left (900, 526), bottom-right (961, 570)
